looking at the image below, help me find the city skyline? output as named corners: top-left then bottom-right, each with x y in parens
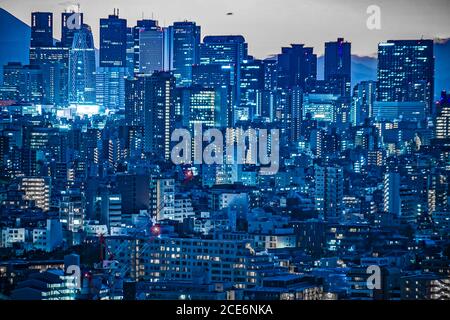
top-left (1, 0), bottom-right (450, 58)
top-left (1, 1), bottom-right (450, 303)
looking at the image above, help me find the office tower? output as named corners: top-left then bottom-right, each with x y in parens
top-left (96, 67), bottom-right (126, 109)
top-left (168, 21), bottom-right (201, 87)
top-left (18, 65), bottom-right (44, 104)
top-left (29, 44), bottom-right (70, 105)
top-left (276, 44), bottom-right (317, 90)
top-left (138, 20), bottom-right (164, 74)
top-left (19, 176), bottom-right (51, 212)
top-left (200, 35), bottom-right (248, 108)
top-left (272, 86), bottom-right (302, 142)
top-left (180, 86), bottom-right (227, 130)
top-left (351, 81), bottom-right (377, 126)
top-left (126, 27), bottom-right (135, 76)
top-left (100, 10), bottom-right (127, 67)
top-left (126, 72), bottom-right (175, 158)
top-left (324, 38), bottom-right (351, 97)
top-left (377, 39), bottom-right (434, 114)
top-left (383, 172), bottom-right (401, 216)
top-left (302, 93), bottom-right (344, 123)
top-left (192, 64), bottom-right (233, 126)
top-left (314, 164), bottom-right (344, 220)
top-left (69, 24), bottom-right (96, 104)
top-left (1, 62), bottom-right (22, 100)
top-left (131, 20), bottom-right (161, 74)
top-left (30, 8), bottom-right (67, 105)
top-left (125, 77), bottom-right (145, 126)
top-left (3, 62), bottom-right (22, 87)
top-left (239, 59), bottom-right (265, 120)
top-left (61, 11), bottom-right (84, 48)
top-left (31, 12), bottom-right (53, 48)
top-left (435, 91), bottom-right (450, 139)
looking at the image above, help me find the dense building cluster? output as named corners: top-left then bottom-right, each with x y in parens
top-left (0, 9), bottom-right (449, 301)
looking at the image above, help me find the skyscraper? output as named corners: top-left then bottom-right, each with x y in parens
top-left (31, 12), bottom-right (53, 48)
top-left (435, 91), bottom-right (450, 139)
top-left (100, 10), bottom-right (127, 67)
top-left (138, 20), bottom-right (164, 74)
top-left (96, 67), bottom-right (126, 110)
top-left (351, 81), bottom-right (377, 126)
top-left (180, 86), bottom-right (227, 130)
top-left (200, 35), bottom-right (248, 109)
top-left (276, 44), bottom-right (317, 90)
top-left (126, 72), bottom-right (175, 159)
top-left (168, 21), bottom-right (201, 87)
top-left (61, 11), bottom-right (84, 48)
top-left (239, 59), bottom-right (265, 120)
top-left (69, 24), bottom-right (96, 104)
top-left (377, 40), bottom-right (434, 114)
top-left (314, 164), bottom-right (344, 220)
top-left (324, 38), bottom-right (351, 97)
top-left (192, 64), bottom-right (233, 127)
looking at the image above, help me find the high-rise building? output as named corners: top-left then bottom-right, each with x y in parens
top-left (61, 11), bottom-right (84, 48)
top-left (179, 86), bottom-right (227, 130)
top-left (31, 12), bottom-right (53, 48)
top-left (138, 20), bottom-right (164, 74)
top-left (192, 64), bottom-right (233, 126)
top-left (168, 21), bottom-right (201, 87)
top-left (351, 81), bottom-right (377, 126)
top-left (126, 72), bottom-right (175, 159)
top-left (314, 164), bottom-right (344, 220)
top-left (239, 59), bottom-right (265, 120)
top-left (377, 40), bottom-right (434, 114)
top-left (96, 67), bottom-right (126, 110)
top-left (200, 35), bottom-right (248, 108)
top-left (18, 65), bottom-right (44, 104)
top-left (69, 24), bottom-right (96, 104)
top-left (276, 44), bottom-right (317, 90)
top-left (100, 10), bottom-right (127, 67)
top-left (435, 91), bottom-right (450, 139)
top-left (324, 38), bottom-right (351, 97)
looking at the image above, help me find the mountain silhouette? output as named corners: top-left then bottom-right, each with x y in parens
top-left (0, 8), bottom-right (30, 84)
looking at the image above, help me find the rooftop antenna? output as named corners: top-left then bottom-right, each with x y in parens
top-left (117, 8), bottom-right (120, 17)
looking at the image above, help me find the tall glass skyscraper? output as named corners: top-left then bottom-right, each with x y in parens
top-left (168, 21), bottom-right (201, 87)
top-left (61, 11), bottom-right (84, 48)
top-left (351, 80), bottom-right (377, 126)
top-left (68, 24), bottom-right (96, 104)
top-left (125, 72), bottom-right (175, 159)
top-left (200, 35), bottom-right (248, 109)
top-left (377, 40), bottom-right (434, 113)
top-left (138, 20), bottom-right (164, 74)
top-left (99, 10), bottom-right (127, 67)
top-left (324, 38), bottom-right (351, 97)
top-left (31, 12), bottom-right (53, 48)
top-left (276, 44), bottom-right (317, 90)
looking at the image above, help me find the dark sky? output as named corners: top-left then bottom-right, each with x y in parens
top-left (1, 0), bottom-right (449, 58)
